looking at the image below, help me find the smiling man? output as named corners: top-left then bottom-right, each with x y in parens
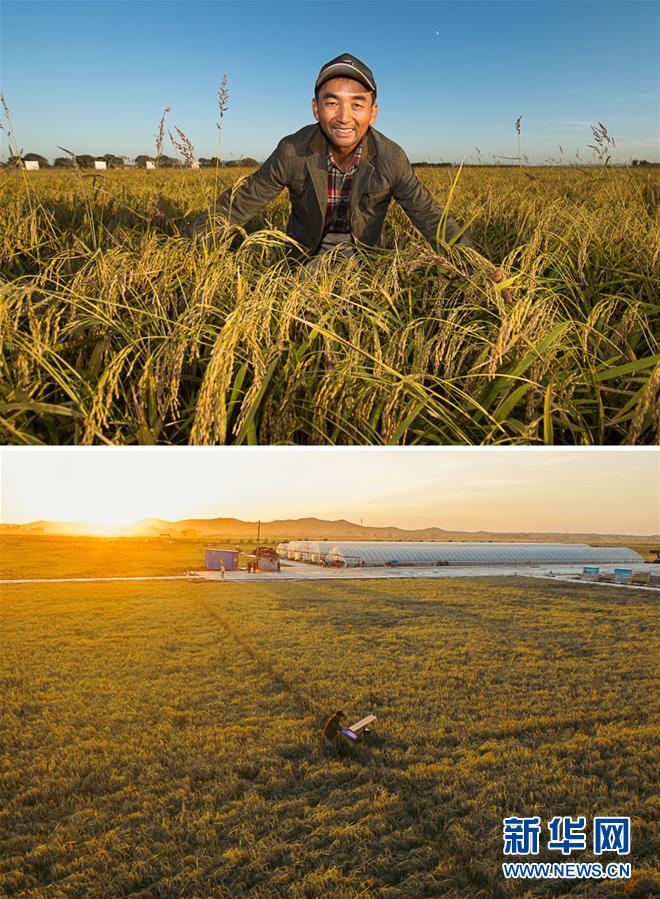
top-left (186, 53), bottom-right (510, 294)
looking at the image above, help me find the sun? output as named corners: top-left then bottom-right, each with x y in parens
top-left (87, 513), bottom-right (139, 534)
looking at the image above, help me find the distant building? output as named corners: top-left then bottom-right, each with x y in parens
top-left (279, 541), bottom-right (643, 568)
top-left (256, 547), bottom-right (280, 572)
top-left (94, 160), bottom-right (107, 170)
top-left (277, 541), bottom-right (334, 563)
top-left (205, 548), bottom-right (239, 571)
top-left (613, 568), bottom-right (633, 584)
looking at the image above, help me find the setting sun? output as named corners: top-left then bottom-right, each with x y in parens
top-left (87, 515), bottom-right (140, 534)
top-left (1, 448), bottom-right (658, 535)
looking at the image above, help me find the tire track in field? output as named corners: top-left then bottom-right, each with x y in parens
top-left (190, 593), bottom-right (531, 895)
top-left (194, 593), bottom-right (324, 723)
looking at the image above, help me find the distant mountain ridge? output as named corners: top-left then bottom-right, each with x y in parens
top-left (0, 516), bottom-right (656, 544)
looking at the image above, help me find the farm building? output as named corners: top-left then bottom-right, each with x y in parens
top-left (277, 541), bottom-right (643, 568)
top-left (256, 547), bottom-right (280, 572)
top-left (205, 548), bottom-right (239, 571)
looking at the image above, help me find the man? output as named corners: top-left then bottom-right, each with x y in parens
top-left (185, 53), bottom-right (512, 301)
top-left (322, 709), bottom-right (347, 750)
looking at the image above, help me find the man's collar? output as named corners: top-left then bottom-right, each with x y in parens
top-left (327, 141), bottom-right (363, 173)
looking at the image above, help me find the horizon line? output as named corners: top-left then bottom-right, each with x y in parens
top-left (2, 515), bottom-right (658, 539)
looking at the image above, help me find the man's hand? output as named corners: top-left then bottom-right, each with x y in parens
top-left (488, 268), bottom-right (514, 305)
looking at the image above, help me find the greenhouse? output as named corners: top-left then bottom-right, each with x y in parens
top-left (279, 541), bottom-right (336, 563)
top-left (278, 541), bottom-right (642, 568)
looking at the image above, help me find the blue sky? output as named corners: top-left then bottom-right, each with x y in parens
top-left (1, 0), bottom-right (658, 164)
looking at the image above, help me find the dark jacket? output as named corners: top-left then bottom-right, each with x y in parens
top-left (322, 715), bottom-right (343, 741)
top-left (185, 124), bottom-right (472, 256)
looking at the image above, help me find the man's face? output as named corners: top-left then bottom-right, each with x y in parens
top-left (312, 77), bottom-right (378, 154)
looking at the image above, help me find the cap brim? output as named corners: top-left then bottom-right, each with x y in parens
top-left (315, 64), bottom-right (375, 93)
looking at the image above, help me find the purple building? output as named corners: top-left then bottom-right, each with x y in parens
top-left (205, 548), bottom-right (239, 571)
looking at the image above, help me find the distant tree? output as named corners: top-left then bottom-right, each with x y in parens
top-left (135, 155), bottom-right (156, 168)
top-left (194, 156), bottom-right (261, 168)
top-left (225, 157), bottom-right (259, 167)
top-left (158, 155), bottom-right (181, 168)
top-left (24, 152), bottom-right (50, 167)
top-left (632, 159), bottom-right (652, 166)
top-left (53, 156), bottom-right (75, 168)
top-left (102, 153), bottom-right (125, 168)
top-left (75, 154), bottom-right (96, 168)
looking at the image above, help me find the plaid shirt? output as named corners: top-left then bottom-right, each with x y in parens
top-left (323, 142), bottom-right (362, 235)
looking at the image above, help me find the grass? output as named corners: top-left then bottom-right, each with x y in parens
top-left (1, 575), bottom-right (657, 896)
top-left (1, 164), bottom-right (658, 445)
top-left (0, 535), bottom-right (280, 580)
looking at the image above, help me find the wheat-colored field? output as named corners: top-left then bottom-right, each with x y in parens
top-left (0, 535), bottom-right (276, 580)
top-left (1, 165), bottom-right (658, 445)
top-left (2, 574), bottom-right (657, 896)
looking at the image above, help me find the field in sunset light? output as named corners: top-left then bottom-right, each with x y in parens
top-left (2, 573), bottom-right (656, 896)
top-left (0, 535), bottom-right (274, 580)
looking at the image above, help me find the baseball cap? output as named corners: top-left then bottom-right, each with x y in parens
top-left (315, 53), bottom-right (377, 98)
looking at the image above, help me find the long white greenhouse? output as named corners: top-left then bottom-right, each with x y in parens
top-left (276, 541), bottom-right (642, 567)
top-left (277, 541), bottom-right (337, 563)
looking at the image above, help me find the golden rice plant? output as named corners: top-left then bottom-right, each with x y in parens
top-left (1, 164), bottom-right (658, 444)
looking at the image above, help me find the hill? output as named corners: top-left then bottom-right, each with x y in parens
top-left (1, 516), bottom-right (656, 545)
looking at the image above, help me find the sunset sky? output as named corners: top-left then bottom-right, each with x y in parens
top-left (2, 0), bottom-right (658, 164)
top-left (1, 448), bottom-right (657, 535)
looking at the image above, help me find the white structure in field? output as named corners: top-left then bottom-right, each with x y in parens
top-left (277, 541), bottom-right (336, 563)
top-left (145, 160), bottom-right (156, 170)
top-left (189, 161), bottom-right (200, 169)
top-left (277, 541), bottom-right (643, 568)
top-left (24, 160), bottom-right (40, 171)
top-left (94, 160), bottom-right (107, 170)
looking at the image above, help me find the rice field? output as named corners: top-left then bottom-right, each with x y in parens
top-left (0, 535), bottom-right (275, 580)
top-left (1, 164), bottom-right (658, 445)
top-left (2, 575), bottom-right (657, 896)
